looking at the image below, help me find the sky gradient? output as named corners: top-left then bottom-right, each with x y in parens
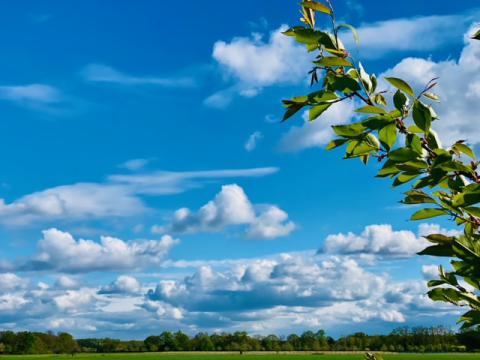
top-left (0, 0), bottom-right (479, 339)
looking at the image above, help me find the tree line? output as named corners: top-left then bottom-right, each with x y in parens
top-left (1, 327), bottom-right (480, 354)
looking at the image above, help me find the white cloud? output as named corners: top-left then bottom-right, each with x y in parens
top-left (165, 184), bottom-right (295, 239)
top-left (244, 131), bottom-right (263, 151)
top-left (0, 84), bottom-right (61, 104)
top-left (381, 29), bottom-right (480, 146)
top-left (213, 26), bottom-right (309, 87)
top-left (119, 158), bottom-right (151, 171)
top-left (148, 253), bottom-right (386, 312)
top-left (0, 273), bottom-right (26, 291)
top-left (323, 224), bottom-right (431, 258)
top-left (82, 64), bottom-right (195, 88)
top-left (207, 26), bottom-right (310, 106)
top-left (345, 13), bottom-right (477, 59)
top-left (54, 289), bottom-right (97, 312)
top-left (55, 276), bottom-right (80, 289)
top-left (422, 264), bottom-right (439, 280)
top-left (246, 206), bottom-right (296, 240)
top-left (279, 100), bottom-right (357, 152)
top-left (99, 275), bottom-right (141, 294)
top-left (0, 248), bottom-right (460, 338)
top-left (0, 167), bottom-right (278, 226)
top-left (16, 228), bottom-right (179, 273)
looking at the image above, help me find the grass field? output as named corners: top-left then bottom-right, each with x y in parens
top-left (1, 353), bottom-right (480, 360)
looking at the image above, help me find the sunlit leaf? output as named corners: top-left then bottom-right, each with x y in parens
top-left (385, 77), bottom-right (415, 97)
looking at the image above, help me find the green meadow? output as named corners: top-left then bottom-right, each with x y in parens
top-left (1, 353), bottom-right (480, 360)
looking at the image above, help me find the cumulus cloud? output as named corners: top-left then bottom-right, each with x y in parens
top-left (14, 228), bottom-right (179, 273)
top-left (54, 289), bottom-right (97, 312)
top-left (279, 100), bottom-right (357, 152)
top-left (0, 248), bottom-right (461, 338)
top-left (0, 167), bottom-right (278, 226)
top-left (147, 253), bottom-right (386, 312)
top-left (422, 264), bottom-right (439, 280)
top-left (207, 26), bottom-right (310, 107)
top-left (246, 206), bottom-right (296, 240)
top-left (144, 251), bottom-right (459, 333)
top-left (381, 29), bottom-right (480, 146)
top-left (82, 64), bottom-right (195, 88)
top-left (54, 276), bottom-right (80, 289)
top-left (0, 273), bottom-right (27, 291)
top-left (323, 224), bottom-right (433, 258)
top-left (98, 275), bottom-right (141, 294)
top-left (165, 184), bottom-right (295, 240)
top-left (244, 131), bottom-right (263, 152)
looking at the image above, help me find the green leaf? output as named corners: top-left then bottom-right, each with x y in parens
top-left (396, 160), bottom-right (428, 171)
top-left (406, 134), bottom-right (424, 155)
top-left (453, 142), bottom-right (476, 159)
top-left (424, 233), bottom-right (456, 244)
top-left (373, 93), bottom-right (387, 106)
top-left (411, 208), bottom-right (447, 220)
top-left (419, 245), bottom-right (455, 257)
top-left (393, 90), bottom-right (408, 112)
top-left (282, 103), bottom-right (305, 121)
top-left (326, 138), bottom-right (348, 150)
top-left (358, 62), bottom-right (372, 93)
top-left (327, 75), bottom-right (361, 93)
top-left (362, 116), bottom-right (392, 130)
top-left (282, 28), bottom-right (336, 49)
top-left (388, 148), bottom-right (419, 162)
top-left (426, 129), bottom-right (441, 149)
top-left (472, 28), bottom-right (480, 40)
top-left (379, 123), bottom-right (397, 150)
top-left (332, 123), bottom-right (366, 137)
top-left (364, 133), bottom-right (380, 150)
top-left (453, 191), bottom-right (480, 207)
top-left (412, 100), bottom-right (432, 133)
top-left (377, 161), bottom-right (400, 177)
top-left (309, 103), bottom-right (331, 121)
top-left (437, 160), bottom-right (474, 175)
top-left (465, 207), bottom-right (480, 218)
top-left (402, 190), bottom-right (436, 204)
top-left (385, 77), bottom-right (415, 97)
top-left (301, 1), bottom-right (332, 15)
top-left (355, 105), bottom-right (386, 114)
top-left (337, 23), bottom-right (360, 44)
top-left (315, 56), bottom-right (353, 67)
top-left (393, 172), bottom-right (421, 187)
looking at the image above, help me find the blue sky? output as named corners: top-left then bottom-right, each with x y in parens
top-left (0, 0), bottom-right (479, 339)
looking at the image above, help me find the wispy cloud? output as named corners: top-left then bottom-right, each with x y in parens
top-left (244, 131), bottom-right (263, 152)
top-left (0, 167), bottom-right (278, 226)
top-left (0, 84), bottom-right (61, 104)
top-left (82, 64), bottom-right (196, 88)
top-left (118, 158), bottom-right (152, 171)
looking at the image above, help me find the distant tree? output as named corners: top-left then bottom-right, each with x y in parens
top-left (281, 0), bottom-right (480, 330)
top-left (55, 332), bottom-right (79, 354)
top-left (173, 331), bottom-right (190, 351)
top-left (144, 335), bottom-right (161, 352)
top-left (191, 332), bottom-right (214, 351)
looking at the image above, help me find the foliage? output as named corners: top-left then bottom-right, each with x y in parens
top-left (281, 1), bottom-right (480, 329)
top-left (1, 327), bottom-right (478, 354)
